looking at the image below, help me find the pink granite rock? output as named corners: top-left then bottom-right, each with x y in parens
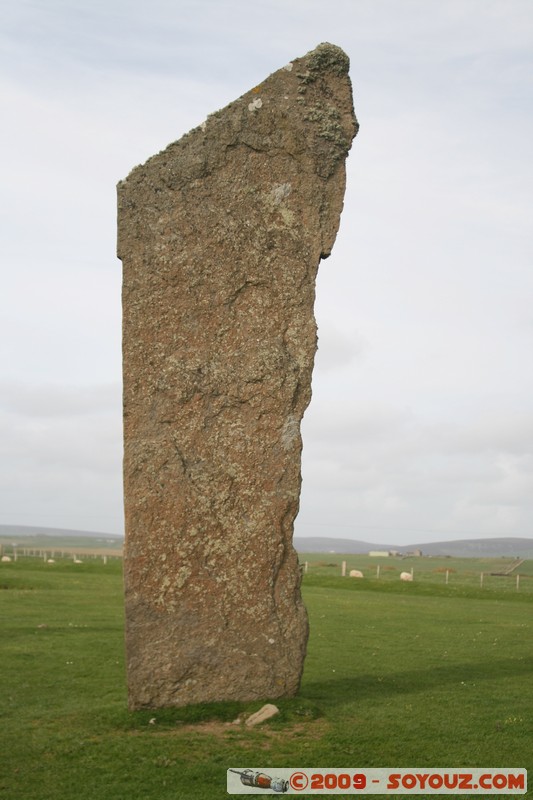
top-left (118, 43), bottom-right (358, 709)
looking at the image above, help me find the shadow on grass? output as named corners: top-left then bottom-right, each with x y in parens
top-left (301, 656), bottom-right (533, 704)
top-left (107, 695), bottom-right (322, 732)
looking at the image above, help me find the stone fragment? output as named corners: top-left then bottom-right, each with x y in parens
top-left (245, 704), bottom-right (280, 727)
top-left (118, 42), bottom-right (358, 709)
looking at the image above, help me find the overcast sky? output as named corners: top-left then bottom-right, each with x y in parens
top-left (1, 0), bottom-right (532, 545)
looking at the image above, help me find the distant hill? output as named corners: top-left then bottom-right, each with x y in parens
top-left (294, 536), bottom-right (533, 559)
top-left (294, 537), bottom-right (394, 554)
top-left (407, 537), bottom-right (533, 558)
top-left (2, 525), bottom-right (532, 559)
top-left (0, 524), bottom-right (123, 547)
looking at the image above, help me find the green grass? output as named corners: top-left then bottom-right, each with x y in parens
top-left (0, 559), bottom-right (531, 799)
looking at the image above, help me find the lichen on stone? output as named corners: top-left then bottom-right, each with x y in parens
top-left (304, 102), bottom-right (348, 148)
top-left (302, 42), bottom-right (350, 82)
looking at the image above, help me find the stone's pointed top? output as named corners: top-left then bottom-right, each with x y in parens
top-left (303, 42), bottom-right (351, 76)
top-left (118, 42), bottom-right (357, 193)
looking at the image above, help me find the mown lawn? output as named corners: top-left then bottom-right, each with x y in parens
top-left (0, 559), bottom-right (531, 798)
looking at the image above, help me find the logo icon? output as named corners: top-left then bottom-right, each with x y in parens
top-left (229, 769), bottom-right (289, 793)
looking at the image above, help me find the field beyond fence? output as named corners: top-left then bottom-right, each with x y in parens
top-left (0, 535), bottom-right (123, 563)
top-left (300, 552), bottom-right (533, 595)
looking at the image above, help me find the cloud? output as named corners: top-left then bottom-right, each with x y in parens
top-left (1, 0), bottom-right (532, 541)
top-left (0, 382), bottom-right (120, 418)
top-left (430, 414), bottom-right (533, 457)
top-left (314, 322), bottom-right (366, 373)
top-left (0, 382), bottom-right (123, 532)
top-left (298, 387), bottom-right (533, 541)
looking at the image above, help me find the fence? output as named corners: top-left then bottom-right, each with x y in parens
top-left (300, 557), bottom-right (533, 594)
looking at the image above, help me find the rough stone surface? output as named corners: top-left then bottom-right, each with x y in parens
top-left (118, 42), bottom-right (358, 710)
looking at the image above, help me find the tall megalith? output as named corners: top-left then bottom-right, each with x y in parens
top-left (118, 43), bottom-right (358, 709)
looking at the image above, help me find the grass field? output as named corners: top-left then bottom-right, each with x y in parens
top-left (0, 556), bottom-right (531, 799)
top-left (300, 553), bottom-right (533, 594)
top-left (0, 535), bottom-right (123, 560)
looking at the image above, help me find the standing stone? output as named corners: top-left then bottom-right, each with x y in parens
top-left (118, 42), bottom-right (358, 709)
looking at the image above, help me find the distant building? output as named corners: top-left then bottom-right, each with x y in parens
top-left (368, 550), bottom-right (391, 557)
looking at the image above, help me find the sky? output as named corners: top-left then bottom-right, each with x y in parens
top-left (1, 0), bottom-right (532, 545)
